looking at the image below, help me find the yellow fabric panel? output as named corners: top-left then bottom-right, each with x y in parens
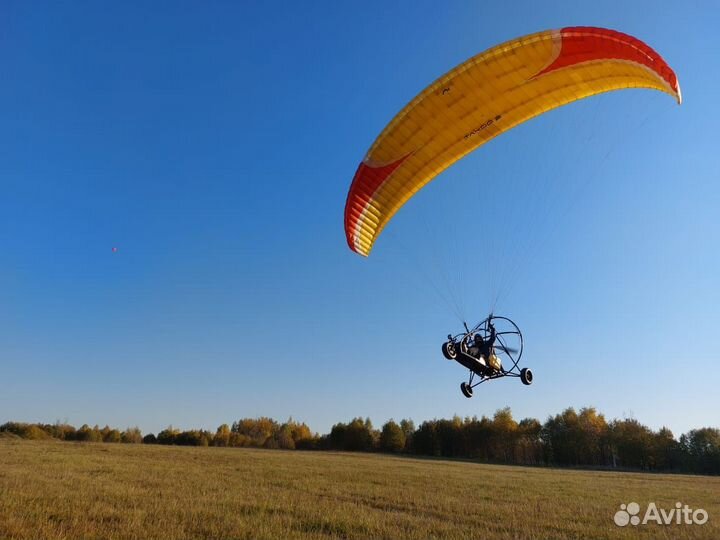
top-left (351, 29), bottom-right (679, 257)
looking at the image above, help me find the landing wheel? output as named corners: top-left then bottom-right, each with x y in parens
top-left (520, 368), bottom-right (533, 386)
top-left (442, 341), bottom-right (456, 360)
top-left (460, 382), bottom-right (473, 398)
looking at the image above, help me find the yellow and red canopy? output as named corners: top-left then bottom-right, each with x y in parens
top-left (344, 27), bottom-right (681, 257)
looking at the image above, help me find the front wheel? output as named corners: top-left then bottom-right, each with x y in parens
top-left (442, 341), bottom-right (457, 360)
top-left (520, 368), bottom-right (533, 386)
top-left (460, 382), bottom-right (473, 398)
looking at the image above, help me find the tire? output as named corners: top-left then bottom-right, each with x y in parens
top-left (442, 341), bottom-right (457, 360)
top-left (460, 382), bottom-right (473, 398)
top-left (520, 368), bottom-right (533, 386)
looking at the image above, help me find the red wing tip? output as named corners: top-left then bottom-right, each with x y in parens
top-left (539, 26), bottom-right (680, 100)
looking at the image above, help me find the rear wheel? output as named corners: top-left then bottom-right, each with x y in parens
top-left (460, 382), bottom-right (473, 398)
top-left (442, 341), bottom-right (456, 360)
top-left (520, 368), bottom-right (533, 386)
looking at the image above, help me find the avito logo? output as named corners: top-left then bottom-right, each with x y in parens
top-left (614, 502), bottom-right (708, 527)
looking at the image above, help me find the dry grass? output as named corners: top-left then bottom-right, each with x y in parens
top-left (0, 438), bottom-right (718, 539)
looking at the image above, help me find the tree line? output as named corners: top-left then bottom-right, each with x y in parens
top-left (2, 407), bottom-right (718, 475)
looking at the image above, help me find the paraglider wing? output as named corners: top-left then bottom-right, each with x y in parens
top-left (344, 27), bottom-right (681, 257)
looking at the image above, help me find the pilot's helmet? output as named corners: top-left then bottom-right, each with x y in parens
top-left (474, 334), bottom-right (483, 344)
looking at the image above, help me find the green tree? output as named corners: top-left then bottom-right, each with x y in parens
top-left (328, 422), bottom-right (347, 450)
top-left (413, 421), bottom-right (441, 456)
top-left (399, 419), bottom-right (415, 451)
top-left (175, 430), bottom-right (211, 446)
top-left (49, 422), bottom-right (76, 441)
top-left (680, 428), bottom-right (720, 475)
top-left (232, 418), bottom-right (279, 447)
top-left (328, 418), bottom-right (375, 451)
top-left (517, 418), bottom-right (543, 465)
top-left (101, 426), bottom-right (122, 443)
top-left (380, 420), bottom-right (406, 453)
top-left (609, 419), bottom-right (654, 469)
top-left (492, 407), bottom-right (518, 462)
top-left (346, 418), bottom-right (375, 451)
top-left (76, 424), bottom-right (102, 443)
top-left (651, 427), bottom-right (679, 470)
top-left (157, 426), bottom-right (180, 445)
top-left (276, 424), bottom-right (295, 449)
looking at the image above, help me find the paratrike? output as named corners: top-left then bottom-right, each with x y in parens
top-left (441, 315), bottom-right (533, 398)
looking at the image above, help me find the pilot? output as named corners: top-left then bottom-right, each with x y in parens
top-left (486, 322), bottom-right (497, 352)
top-left (468, 334), bottom-right (486, 359)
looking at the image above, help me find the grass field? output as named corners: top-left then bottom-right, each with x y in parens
top-left (1, 437), bottom-right (718, 539)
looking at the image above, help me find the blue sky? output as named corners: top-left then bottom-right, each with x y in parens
top-left (1, 1), bottom-right (718, 436)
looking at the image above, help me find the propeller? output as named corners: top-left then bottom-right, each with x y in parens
top-left (495, 336), bottom-right (519, 355)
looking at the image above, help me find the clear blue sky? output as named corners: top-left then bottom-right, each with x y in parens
top-left (2, 1), bottom-right (718, 437)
